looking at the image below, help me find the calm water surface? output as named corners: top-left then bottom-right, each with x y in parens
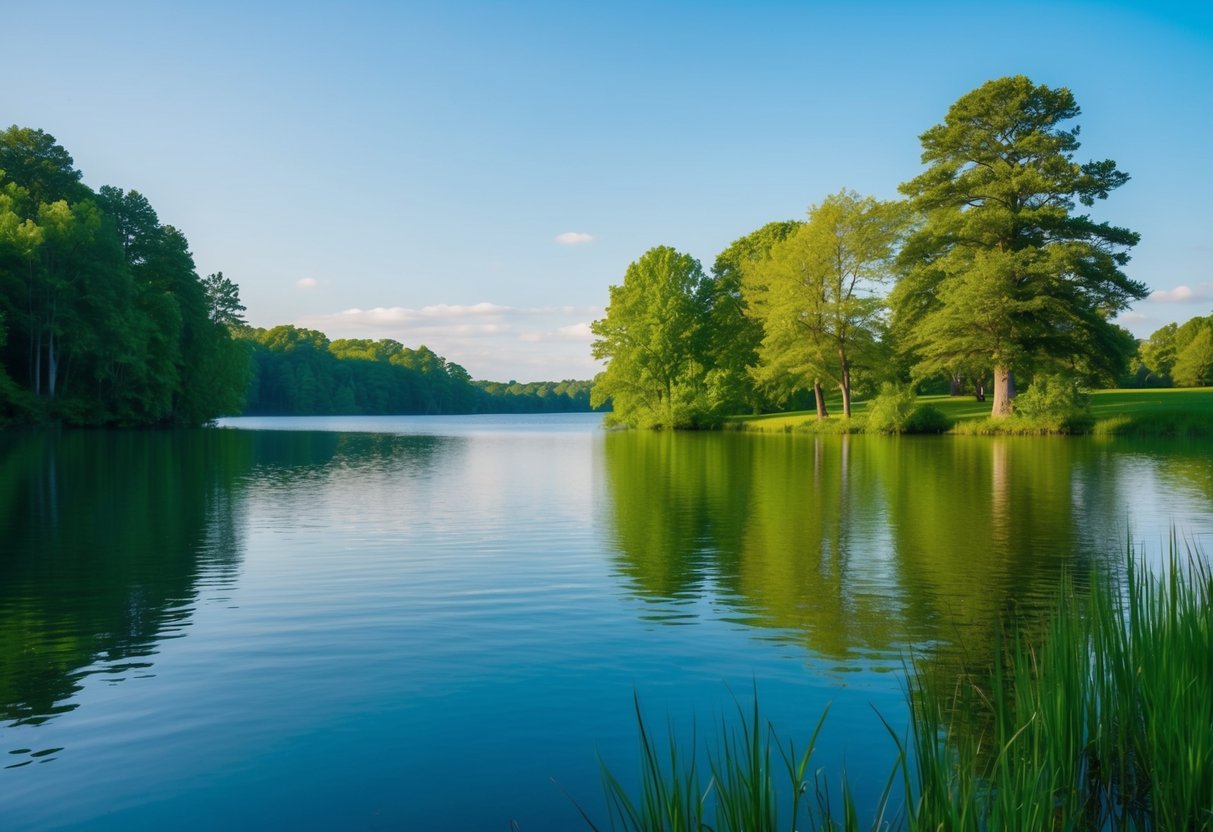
top-left (2, 414), bottom-right (1211, 829)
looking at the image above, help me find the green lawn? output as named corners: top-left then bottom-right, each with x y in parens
top-left (729, 388), bottom-right (1213, 435)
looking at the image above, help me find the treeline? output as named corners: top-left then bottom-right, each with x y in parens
top-left (0, 127), bottom-right (598, 426)
top-left (243, 325), bottom-right (597, 415)
top-left (1133, 313), bottom-right (1213, 387)
top-left (0, 127), bottom-right (249, 426)
top-left (591, 77), bottom-right (1172, 429)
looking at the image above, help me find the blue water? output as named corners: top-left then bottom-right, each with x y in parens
top-left (1, 414), bottom-right (1210, 829)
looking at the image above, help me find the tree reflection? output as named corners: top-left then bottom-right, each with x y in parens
top-left (0, 427), bottom-right (451, 749)
top-left (0, 430), bottom-right (253, 729)
top-left (602, 431), bottom-right (1112, 670)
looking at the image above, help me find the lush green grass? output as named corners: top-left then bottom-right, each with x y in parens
top-left (728, 388), bottom-right (1213, 437)
top-left (585, 543), bottom-right (1213, 830)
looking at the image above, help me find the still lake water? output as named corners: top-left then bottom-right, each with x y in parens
top-left (2, 413), bottom-right (1211, 829)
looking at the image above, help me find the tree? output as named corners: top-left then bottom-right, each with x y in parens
top-left (1139, 322), bottom-right (1179, 385)
top-left (744, 190), bottom-right (904, 418)
top-left (202, 271), bottom-right (247, 328)
top-left (698, 221), bottom-right (801, 415)
top-left (591, 246), bottom-right (710, 428)
top-left (0, 127), bottom-right (251, 425)
top-left (1172, 322), bottom-right (1213, 387)
top-left (892, 76), bottom-right (1146, 417)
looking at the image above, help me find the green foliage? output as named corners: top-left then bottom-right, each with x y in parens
top-left (892, 76), bottom-right (1146, 417)
top-left (244, 326), bottom-right (597, 415)
top-left (699, 220), bottom-right (802, 415)
top-left (744, 190), bottom-right (905, 418)
top-left (862, 384), bottom-right (953, 434)
top-left (1011, 372), bottom-right (1091, 431)
top-left (591, 246), bottom-right (714, 428)
top-left (864, 383), bottom-right (916, 433)
top-left (0, 127), bottom-right (251, 425)
top-left (1173, 324), bottom-right (1213, 386)
top-left (201, 271), bottom-right (247, 328)
top-left (474, 378), bottom-right (599, 413)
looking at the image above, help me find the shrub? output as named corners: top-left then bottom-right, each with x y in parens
top-left (1011, 373), bottom-right (1093, 433)
top-left (864, 383), bottom-right (915, 434)
top-left (865, 385), bottom-right (953, 434)
top-left (904, 404), bottom-right (952, 434)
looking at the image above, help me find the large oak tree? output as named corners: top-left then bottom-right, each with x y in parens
top-left (892, 76), bottom-right (1146, 417)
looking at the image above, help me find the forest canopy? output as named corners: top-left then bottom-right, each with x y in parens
top-left (0, 127), bottom-right (598, 425)
top-left (0, 126), bottom-right (248, 426)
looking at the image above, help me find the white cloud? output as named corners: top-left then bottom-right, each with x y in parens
top-left (556, 322), bottom-right (594, 340)
top-left (1147, 283), bottom-right (1211, 304)
top-left (555, 231), bottom-right (594, 245)
top-left (296, 302), bottom-right (607, 381)
top-left (296, 277), bottom-right (320, 289)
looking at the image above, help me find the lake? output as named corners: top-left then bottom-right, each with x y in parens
top-left (2, 414), bottom-right (1211, 829)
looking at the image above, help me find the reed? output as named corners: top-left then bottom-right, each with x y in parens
top-left (585, 541), bottom-right (1213, 830)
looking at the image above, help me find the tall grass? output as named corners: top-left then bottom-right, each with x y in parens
top-left (585, 542), bottom-right (1213, 830)
top-left (578, 694), bottom-right (898, 831)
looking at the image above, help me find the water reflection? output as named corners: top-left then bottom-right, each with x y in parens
top-left (0, 428), bottom-right (453, 764)
top-left (602, 432), bottom-right (1213, 677)
top-left (0, 431), bottom-right (249, 740)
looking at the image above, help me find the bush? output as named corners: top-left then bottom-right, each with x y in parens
top-left (1011, 373), bottom-right (1093, 433)
top-left (865, 385), bottom-right (953, 434)
top-left (904, 404), bottom-right (952, 433)
top-left (864, 383), bottom-right (915, 433)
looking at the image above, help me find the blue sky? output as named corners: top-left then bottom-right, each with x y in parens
top-left (5, 1), bottom-right (1211, 380)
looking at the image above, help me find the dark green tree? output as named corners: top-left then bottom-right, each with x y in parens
top-left (699, 221), bottom-right (802, 415)
top-left (892, 76), bottom-right (1146, 417)
top-left (202, 271), bottom-right (247, 328)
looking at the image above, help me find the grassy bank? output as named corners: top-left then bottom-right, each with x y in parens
top-left (727, 388), bottom-right (1213, 437)
top-left (584, 544), bottom-right (1213, 830)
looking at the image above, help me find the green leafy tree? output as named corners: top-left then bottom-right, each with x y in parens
top-left (1172, 324), bottom-right (1213, 387)
top-left (0, 129), bottom-right (250, 425)
top-left (1139, 322), bottom-right (1179, 385)
top-left (591, 246), bottom-right (710, 428)
top-left (892, 76), bottom-right (1146, 417)
top-left (699, 220), bottom-right (801, 415)
top-left (744, 190), bottom-right (904, 418)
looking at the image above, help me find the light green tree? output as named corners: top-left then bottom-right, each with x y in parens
top-left (1172, 323), bottom-right (1213, 387)
top-left (744, 190), bottom-right (904, 418)
top-left (1139, 322), bottom-right (1179, 385)
top-left (892, 76), bottom-right (1146, 417)
top-left (591, 246), bottom-right (710, 428)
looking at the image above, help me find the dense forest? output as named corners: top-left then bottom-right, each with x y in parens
top-left (242, 325), bottom-right (596, 415)
top-left (0, 127), bottom-right (249, 426)
top-left (0, 127), bottom-right (597, 426)
top-left (591, 76), bottom-right (1213, 429)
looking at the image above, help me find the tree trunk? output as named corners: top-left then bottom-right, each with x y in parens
top-left (47, 328), bottom-right (58, 399)
top-left (813, 380), bottom-right (829, 419)
top-left (949, 374), bottom-right (962, 396)
top-left (974, 376), bottom-right (986, 402)
top-left (990, 365), bottom-right (1015, 418)
top-left (838, 348), bottom-right (852, 418)
top-left (34, 327), bottom-right (42, 397)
